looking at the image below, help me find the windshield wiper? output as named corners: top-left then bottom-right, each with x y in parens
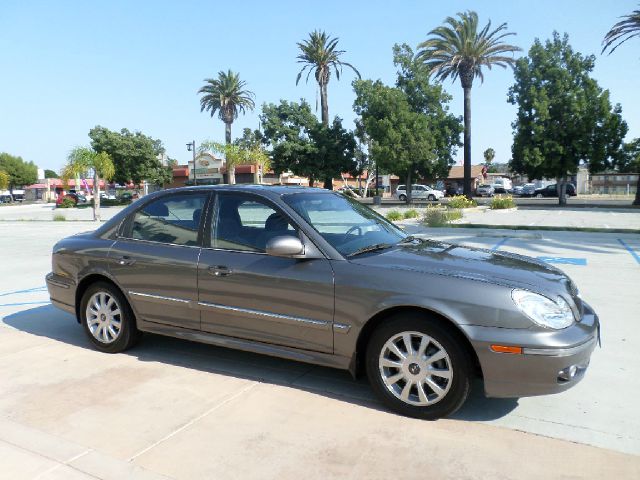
top-left (347, 243), bottom-right (394, 257)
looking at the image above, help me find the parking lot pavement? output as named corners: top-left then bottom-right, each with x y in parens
top-left (0, 203), bottom-right (124, 221)
top-left (1, 222), bottom-right (640, 479)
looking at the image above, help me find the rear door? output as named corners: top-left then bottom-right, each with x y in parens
top-left (197, 192), bottom-right (335, 353)
top-left (109, 191), bottom-right (210, 330)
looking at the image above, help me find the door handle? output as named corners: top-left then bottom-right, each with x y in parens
top-left (118, 255), bottom-right (136, 266)
top-left (208, 265), bottom-right (232, 277)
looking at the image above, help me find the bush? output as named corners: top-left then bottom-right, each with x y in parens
top-left (53, 213), bottom-right (66, 221)
top-left (448, 195), bottom-right (477, 209)
top-left (385, 210), bottom-right (403, 221)
top-left (490, 195), bottom-right (516, 210)
top-left (57, 198), bottom-right (76, 209)
top-left (423, 206), bottom-right (463, 227)
top-left (403, 209), bottom-right (420, 219)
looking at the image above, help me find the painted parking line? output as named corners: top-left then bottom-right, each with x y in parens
top-left (0, 301), bottom-right (50, 308)
top-left (0, 286), bottom-right (47, 297)
top-left (537, 256), bottom-right (587, 266)
top-left (618, 239), bottom-right (640, 265)
top-left (491, 237), bottom-right (509, 251)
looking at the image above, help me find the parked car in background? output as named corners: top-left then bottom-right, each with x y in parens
top-left (491, 177), bottom-right (512, 194)
top-left (445, 185), bottom-right (464, 196)
top-left (534, 184), bottom-right (577, 198)
top-left (476, 184), bottom-right (495, 197)
top-left (100, 192), bottom-right (117, 201)
top-left (520, 183), bottom-right (537, 197)
top-left (396, 184), bottom-right (443, 201)
top-left (47, 185), bottom-right (599, 420)
top-left (0, 191), bottom-right (13, 203)
top-left (512, 185), bottom-right (524, 196)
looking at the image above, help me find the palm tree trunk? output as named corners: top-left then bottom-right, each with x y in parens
top-left (463, 86), bottom-right (472, 199)
top-left (93, 171), bottom-right (101, 222)
top-left (633, 175), bottom-right (640, 206)
top-left (320, 80), bottom-right (333, 190)
top-left (225, 121), bottom-right (235, 185)
top-left (405, 170), bottom-right (413, 204)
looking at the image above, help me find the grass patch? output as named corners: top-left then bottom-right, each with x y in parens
top-left (447, 195), bottom-right (477, 209)
top-left (403, 209), bottom-right (420, 219)
top-left (385, 210), bottom-right (403, 221)
top-left (423, 206), bottom-right (463, 227)
top-left (490, 195), bottom-right (516, 210)
top-left (53, 213), bottom-right (66, 221)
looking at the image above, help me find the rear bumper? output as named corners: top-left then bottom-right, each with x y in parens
top-left (45, 272), bottom-right (76, 316)
top-left (461, 302), bottom-right (599, 398)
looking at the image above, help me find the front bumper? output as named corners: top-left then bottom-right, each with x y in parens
top-left (45, 272), bottom-right (76, 315)
top-left (461, 302), bottom-right (600, 398)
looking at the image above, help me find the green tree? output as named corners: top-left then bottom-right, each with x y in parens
top-left (296, 30), bottom-right (361, 189)
top-left (260, 100), bottom-right (357, 186)
top-left (198, 70), bottom-right (255, 184)
top-left (44, 169), bottom-right (59, 178)
top-left (353, 46), bottom-right (461, 204)
top-left (602, 6), bottom-right (640, 55)
top-left (200, 140), bottom-right (271, 184)
top-left (0, 170), bottom-right (9, 190)
top-left (62, 147), bottom-right (115, 221)
top-left (508, 33), bottom-right (628, 205)
top-left (483, 148), bottom-right (495, 165)
top-left (0, 153), bottom-right (38, 191)
top-left (417, 11), bottom-right (521, 198)
top-left (89, 126), bottom-right (169, 186)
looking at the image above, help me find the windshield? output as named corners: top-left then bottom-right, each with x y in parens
top-left (282, 192), bottom-right (406, 256)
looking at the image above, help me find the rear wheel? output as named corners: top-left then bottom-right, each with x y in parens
top-left (80, 281), bottom-right (141, 353)
top-left (428, 194), bottom-right (435, 201)
top-left (366, 314), bottom-right (471, 419)
top-left (398, 194), bottom-right (407, 201)
top-left (536, 193), bottom-right (544, 198)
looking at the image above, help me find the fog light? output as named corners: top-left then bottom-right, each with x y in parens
top-left (557, 365), bottom-right (578, 382)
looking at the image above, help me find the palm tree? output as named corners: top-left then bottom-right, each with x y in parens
top-left (602, 6), bottom-right (640, 55)
top-left (483, 147), bottom-right (495, 165)
top-left (198, 70), bottom-right (255, 184)
top-left (62, 147), bottom-right (114, 222)
top-left (417, 11), bottom-right (520, 198)
top-left (296, 30), bottom-right (360, 189)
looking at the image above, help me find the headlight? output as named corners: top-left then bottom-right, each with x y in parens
top-left (511, 289), bottom-right (575, 329)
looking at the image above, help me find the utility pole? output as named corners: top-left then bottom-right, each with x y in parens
top-left (186, 141), bottom-right (196, 185)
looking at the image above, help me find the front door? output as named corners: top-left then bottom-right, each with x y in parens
top-left (198, 192), bottom-right (335, 353)
top-left (109, 191), bottom-right (209, 330)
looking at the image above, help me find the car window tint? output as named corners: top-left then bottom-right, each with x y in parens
top-left (213, 194), bottom-right (296, 252)
top-left (130, 193), bottom-right (207, 246)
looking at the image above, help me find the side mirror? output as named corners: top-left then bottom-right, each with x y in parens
top-left (266, 235), bottom-right (305, 258)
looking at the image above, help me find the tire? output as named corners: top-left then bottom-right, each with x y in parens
top-left (428, 195), bottom-right (435, 201)
top-left (398, 194), bottom-right (407, 201)
top-left (366, 313), bottom-right (471, 420)
top-left (536, 193), bottom-right (543, 198)
top-left (80, 281), bottom-right (141, 353)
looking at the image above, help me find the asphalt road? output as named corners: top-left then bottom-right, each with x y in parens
top-left (1, 222), bottom-right (639, 479)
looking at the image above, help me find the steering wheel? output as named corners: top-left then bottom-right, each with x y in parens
top-left (341, 225), bottom-right (362, 243)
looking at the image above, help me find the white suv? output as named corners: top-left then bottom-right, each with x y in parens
top-left (396, 184), bottom-right (443, 201)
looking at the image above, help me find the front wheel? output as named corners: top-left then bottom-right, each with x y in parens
top-left (536, 193), bottom-right (544, 198)
top-left (428, 194), bottom-right (435, 201)
top-left (80, 281), bottom-right (141, 353)
top-left (398, 194), bottom-right (407, 201)
top-left (366, 314), bottom-right (471, 419)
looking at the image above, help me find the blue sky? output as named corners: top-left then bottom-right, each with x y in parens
top-left (1, 0), bottom-right (638, 172)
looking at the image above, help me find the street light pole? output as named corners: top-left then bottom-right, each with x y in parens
top-left (186, 141), bottom-right (196, 185)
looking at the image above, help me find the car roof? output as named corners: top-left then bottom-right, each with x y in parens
top-left (158, 184), bottom-right (333, 199)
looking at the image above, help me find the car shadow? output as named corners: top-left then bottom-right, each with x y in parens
top-left (3, 304), bottom-right (519, 421)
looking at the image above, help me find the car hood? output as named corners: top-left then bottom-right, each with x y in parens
top-left (349, 239), bottom-right (576, 296)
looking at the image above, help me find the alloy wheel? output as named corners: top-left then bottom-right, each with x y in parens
top-left (86, 291), bottom-right (122, 344)
top-left (378, 331), bottom-right (453, 406)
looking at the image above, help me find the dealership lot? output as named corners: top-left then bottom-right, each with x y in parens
top-left (1, 221), bottom-right (639, 479)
